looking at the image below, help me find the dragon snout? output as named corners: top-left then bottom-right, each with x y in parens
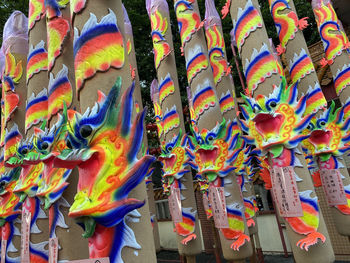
top-left (197, 147), bottom-right (219, 163)
top-left (254, 113), bottom-right (283, 136)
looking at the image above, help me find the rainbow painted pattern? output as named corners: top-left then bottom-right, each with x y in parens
top-left (47, 17), bottom-right (70, 71)
top-left (150, 8), bottom-right (171, 69)
top-left (73, 10), bottom-right (125, 94)
top-left (162, 106), bottom-right (180, 136)
top-left (4, 124), bottom-right (22, 162)
top-left (174, 0), bottom-right (202, 48)
top-left (45, 0), bottom-right (69, 19)
top-left (334, 63), bottom-right (350, 96)
top-left (48, 64), bottom-right (73, 120)
top-left (288, 48), bottom-right (315, 84)
top-left (192, 79), bottom-right (217, 121)
top-left (158, 73), bottom-right (175, 105)
top-left (174, 207), bottom-right (197, 245)
top-left (269, 0), bottom-right (309, 54)
top-left (28, 0), bottom-right (45, 30)
top-left (25, 89), bottom-right (48, 133)
top-left (219, 91), bottom-right (235, 114)
top-left (232, 0), bottom-right (263, 53)
top-left (71, 0), bottom-right (87, 17)
top-left (27, 40), bottom-right (48, 82)
top-left (186, 45), bottom-right (209, 84)
top-left (314, 3), bottom-right (350, 65)
top-left (243, 43), bottom-right (278, 96)
top-left (220, 203), bottom-right (250, 251)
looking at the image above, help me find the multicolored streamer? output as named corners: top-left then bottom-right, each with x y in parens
top-left (27, 40), bottom-right (48, 83)
top-left (48, 64), bottom-right (73, 120)
top-left (25, 89), bottom-right (48, 133)
top-left (305, 83), bottom-right (327, 115)
top-left (74, 10), bottom-right (125, 94)
top-left (46, 0), bottom-right (69, 19)
top-left (186, 45), bottom-right (209, 84)
top-left (288, 48), bottom-right (315, 84)
top-left (47, 17), bottom-right (70, 71)
top-left (3, 51), bottom-right (23, 91)
top-left (233, 0), bottom-right (263, 53)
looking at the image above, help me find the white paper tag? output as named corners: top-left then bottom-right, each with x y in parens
top-left (49, 238), bottom-right (58, 263)
top-left (20, 211), bottom-right (31, 263)
top-left (209, 186), bottom-right (229, 228)
top-left (320, 169), bottom-right (347, 206)
top-left (67, 258), bottom-right (110, 263)
top-left (1, 239), bottom-right (6, 263)
top-left (168, 186), bottom-right (182, 223)
top-left (271, 166), bottom-right (303, 217)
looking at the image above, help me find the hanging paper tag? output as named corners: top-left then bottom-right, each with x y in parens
top-left (168, 186), bottom-right (182, 223)
top-left (20, 211), bottom-right (31, 263)
top-left (320, 169), bottom-right (347, 206)
top-left (67, 258), bottom-right (110, 263)
top-left (1, 239), bottom-right (6, 263)
top-left (202, 193), bottom-right (211, 219)
top-left (209, 186), bottom-right (229, 228)
top-left (271, 166), bottom-right (303, 217)
top-left (49, 238), bottom-right (58, 263)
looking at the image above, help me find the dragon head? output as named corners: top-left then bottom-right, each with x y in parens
top-left (11, 137), bottom-right (44, 201)
top-left (187, 119), bottom-right (238, 182)
top-left (54, 77), bottom-right (155, 237)
top-left (302, 100), bottom-right (350, 161)
top-left (240, 77), bottom-right (315, 156)
top-left (25, 112), bottom-right (72, 209)
top-left (0, 153), bottom-right (22, 226)
top-left (158, 131), bottom-right (190, 182)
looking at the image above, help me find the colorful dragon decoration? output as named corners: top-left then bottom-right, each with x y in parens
top-left (302, 101), bottom-right (350, 214)
top-left (240, 77), bottom-right (327, 250)
top-left (268, 0), bottom-right (309, 55)
top-left (53, 77), bottom-right (155, 262)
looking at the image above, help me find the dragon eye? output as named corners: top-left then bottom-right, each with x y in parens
top-left (80, 125), bottom-right (93, 138)
top-left (21, 148), bottom-right (28, 155)
top-left (207, 136), bottom-right (214, 142)
top-left (0, 181), bottom-right (6, 187)
top-left (41, 142), bottom-right (49, 150)
top-left (307, 124), bottom-right (313, 130)
top-left (167, 146), bottom-right (173, 152)
top-left (269, 101), bottom-right (277, 108)
top-left (66, 140), bottom-right (73, 149)
top-left (320, 121), bottom-right (326, 126)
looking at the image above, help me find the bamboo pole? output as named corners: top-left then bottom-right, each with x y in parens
top-left (123, 4), bottom-right (161, 253)
top-left (172, 0), bottom-right (252, 260)
top-left (68, 0), bottom-right (156, 261)
top-left (1, 11), bottom-right (29, 262)
top-left (227, 1), bottom-right (334, 262)
top-left (146, 0), bottom-right (203, 257)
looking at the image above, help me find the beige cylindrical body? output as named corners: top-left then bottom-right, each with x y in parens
top-left (72, 1), bottom-right (156, 261)
top-left (147, 0), bottom-right (202, 256)
top-left (173, 0), bottom-right (252, 260)
top-left (45, 2), bottom-right (89, 260)
top-left (124, 5), bottom-right (161, 252)
top-left (229, 1), bottom-right (334, 262)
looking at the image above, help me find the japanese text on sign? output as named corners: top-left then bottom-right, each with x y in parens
top-left (320, 169), bottom-right (347, 206)
top-left (49, 238), bottom-right (58, 263)
top-left (271, 166), bottom-right (303, 217)
top-left (209, 186), bottom-right (229, 228)
top-left (21, 211), bottom-right (31, 263)
top-left (168, 186), bottom-right (182, 223)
